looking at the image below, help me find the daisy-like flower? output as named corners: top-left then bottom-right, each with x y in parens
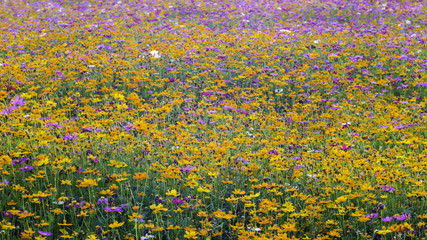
top-left (149, 50), bottom-right (161, 58)
top-left (38, 231), bottom-right (52, 236)
top-left (108, 221), bottom-right (125, 228)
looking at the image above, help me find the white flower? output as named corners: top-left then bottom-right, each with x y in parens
top-left (314, 40), bottom-right (320, 44)
top-left (149, 50), bottom-right (161, 59)
top-left (405, 20), bottom-right (411, 24)
top-left (279, 29), bottom-right (291, 33)
top-left (141, 234), bottom-right (155, 240)
top-left (307, 174), bottom-right (318, 180)
top-left (275, 88), bottom-right (283, 93)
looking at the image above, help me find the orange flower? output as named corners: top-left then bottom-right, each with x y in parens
top-left (133, 172), bottom-right (149, 180)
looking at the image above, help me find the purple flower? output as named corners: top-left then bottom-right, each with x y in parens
top-left (395, 213), bottom-right (410, 221)
top-left (172, 198), bottom-right (185, 204)
top-left (382, 216), bottom-right (393, 222)
top-left (268, 149), bottom-right (279, 155)
top-left (104, 206), bottom-right (123, 213)
top-left (381, 186), bottom-right (395, 192)
top-left (2, 210), bottom-right (13, 218)
top-left (366, 213), bottom-right (379, 219)
top-left (236, 158), bottom-right (249, 164)
top-left (236, 109), bottom-right (248, 115)
top-left (123, 122), bottom-right (134, 131)
top-left (0, 95), bottom-right (23, 114)
top-left (82, 127), bottom-right (93, 132)
top-left (11, 95), bottom-right (25, 107)
top-left (63, 133), bottom-right (78, 141)
top-left (38, 231), bottom-right (52, 236)
top-left (224, 105), bottom-right (234, 110)
top-left (97, 197), bottom-right (108, 205)
top-left (181, 165), bottom-right (196, 173)
top-left (76, 201), bottom-right (86, 208)
top-left (340, 144), bottom-right (351, 151)
top-left (20, 165), bottom-right (34, 172)
top-left (0, 179), bottom-right (9, 186)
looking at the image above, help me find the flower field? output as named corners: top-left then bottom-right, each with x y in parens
top-left (1, 0), bottom-right (427, 239)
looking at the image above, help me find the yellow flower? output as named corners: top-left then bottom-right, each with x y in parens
top-left (150, 203), bottom-right (168, 214)
top-left (335, 195), bottom-right (348, 204)
top-left (77, 178), bottom-right (98, 188)
top-left (184, 230), bottom-right (198, 239)
top-left (0, 90), bottom-right (7, 100)
top-left (357, 216), bottom-right (371, 222)
top-left (232, 189), bottom-right (245, 195)
top-left (109, 221), bottom-right (125, 229)
top-left (281, 202), bottom-right (295, 213)
top-left (1, 222), bottom-right (16, 230)
top-left (213, 210), bottom-right (236, 220)
top-left (377, 227), bottom-right (392, 235)
top-left (166, 189), bottom-right (180, 197)
top-left (20, 228), bottom-right (35, 239)
top-left (86, 234), bottom-right (100, 240)
top-left (46, 100), bottom-right (57, 108)
top-left (197, 186), bottom-right (211, 193)
top-left (0, 155), bottom-right (12, 167)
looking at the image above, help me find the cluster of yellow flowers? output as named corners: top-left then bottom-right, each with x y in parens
top-left (0, 0), bottom-right (426, 239)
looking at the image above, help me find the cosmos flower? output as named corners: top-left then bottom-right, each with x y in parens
top-left (395, 213), bottom-right (411, 221)
top-left (38, 231), bottom-right (52, 236)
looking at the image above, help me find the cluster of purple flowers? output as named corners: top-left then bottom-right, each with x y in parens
top-left (382, 213), bottom-right (411, 222)
top-left (1, 95), bottom-right (25, 115)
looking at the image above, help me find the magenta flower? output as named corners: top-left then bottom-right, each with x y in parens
top-left (181, 165), bottom-right (196, 173)
top-left (20, 165), bottom-right (34, 172)
top-left (395, 213), bottom-right (410, 221)
top-left (172, 198), bottom-right (185, 204)
top-left (38, 231), bottom-right (52, 236)
top-left (382, 216), bottom-right (393, 222)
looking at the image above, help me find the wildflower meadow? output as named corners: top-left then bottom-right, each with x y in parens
top-left (1, 0), bottom-right (426, 239)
